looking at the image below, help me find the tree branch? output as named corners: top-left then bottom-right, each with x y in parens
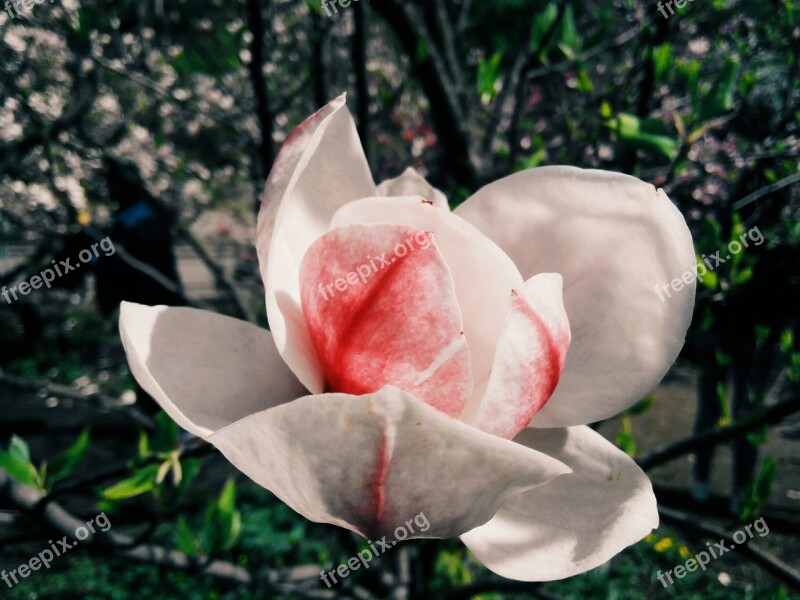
top-left (353, 0), bottom-right (372, 169)
top-left (659, 506), bottom-right (800, 591)
top-left (638, 394), bottom-right (800, 471)
top-left (247, 0), bottom-right (276, 181)
top-left (654, 484), bottom-right (800, 536)
top-left (0, 368), bottom-right (153, 430)
top-left (525, 21), bottom-right (645, 82)
top-left (176, 226), bottom-right (254, 322)
top-left (731, 171), bottom-right (800, 211)
top-left (371, 0), bottom-right (480, 187)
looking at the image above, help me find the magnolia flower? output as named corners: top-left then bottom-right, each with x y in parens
top-left (120, 95), bottom-right (695, 581)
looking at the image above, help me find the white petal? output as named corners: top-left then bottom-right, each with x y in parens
top-left (257, 96), bottom-right (376, 393)
top-left (119, 302), bottom-right (306, 438)
top-left (330, 196), bottom-right (523, 393)
top-left (461, 426), bottom-right (658, 581)
top-left (455, 167), bottom-right (696, 426)
top-left (377, 167), bottom-right (450, 210)
top-left (208, 386), bottom-right (570, 539)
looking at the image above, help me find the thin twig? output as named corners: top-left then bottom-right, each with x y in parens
top-left (731, 171), bottom-right (800, 211)
top-left (525, 21), bottom-right (646, 81)
top-left (0, 368), bottom-right (153, 430)
top-left (177, 226), bottom-right (253, 322)
top-left (638, 395), bottom-right (800, 471)
top-left (659, 506), bottom-right (800, 591)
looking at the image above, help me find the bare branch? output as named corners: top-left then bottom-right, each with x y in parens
top-left (659, 506), bottom-right (800, 591)
top-left (638, 394), bottom-right (800, 471)
top-left (731, 171), bottom-right (800, 211)
top-left (0, 368), bottom-right (153, 430)
top-left (526, 22), bottom-right (646, 82)
top-left (433, 0), bottom-right (464, 95)
top-left (176, 226), bottom-right (254, 322)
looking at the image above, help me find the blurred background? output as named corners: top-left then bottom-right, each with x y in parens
top-left (0, 0), bottom-right (799, 598)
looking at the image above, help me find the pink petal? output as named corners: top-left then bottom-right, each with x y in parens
top-left (208, 386), bottom-right (570, 539)
top-left (455, 167), bottom-right (696, 427)
top-left (461, 426), bottom-right (658, 581)
top-left (463, 273), bottom-right (570, 439)
top-left (300, 224), bottom-right (471, 417)
top-left (257, 96), bottom-right (376, 394)
top-left (119, 302), bottom-right (307, 437)
top-left (329, 196), bottom-right (523, 405)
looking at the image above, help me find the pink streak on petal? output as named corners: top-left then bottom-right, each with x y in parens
top-left (509, 294), bottom-right (568, 431)
top-left (470, 275), bottom-right (570, 439)
top-left (300, 224), bottom-right (472, 418)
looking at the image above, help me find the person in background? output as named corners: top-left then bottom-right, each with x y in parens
top-left (95, 158), bottom-right (185, 315)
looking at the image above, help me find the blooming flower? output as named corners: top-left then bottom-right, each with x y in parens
top-left (119, 95), bottom-right (696, 581)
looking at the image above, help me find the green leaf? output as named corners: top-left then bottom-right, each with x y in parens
top-left (137, 431), bottom-right (150, 461)
top-left (616, 416), bottom-right (637, 457)
top-left (415, 39), bottom-right (428, 63)
top-left (680, 59), bottom-right (702, 114)
top-left (206, 479), bottom-right (242, 551)
top-left (715, 349), bottom-right (732, 367)
top-left (716, 382), bottom-right (730, 425)
top-left (306, 0), bottom-right (323, 16)
top-left (739, 457), bottom-right (777, 521)
top-left (557, 5), bottom-right (579, 60)
top-left (755, 325), bottom-right (771, 343)
top-left (152, 412), bottom-right (179, 453)
top-left (217, 478), bottom-right (237, 518)
top-left (477, 51), bottom-right (502, 104)
top-left (653, 43), bottom-right (673, 81)
top-left (732, 266), bottom-right (754, 285)
top-left (530, 3), bottom-right (558, 57)
top-left (746, 425), bottom-right (769, 447)
top-left (789, 352), bottom-right (800, 382)
top-left (606, 113), bottom-right (679, 161)
top-left (179, 458), bottom-right (203, 492)
top-left (697, 255), bottom-right (719, 290)
top-left (101, 464), bottom-right (160, 501)
top-left (175, 515), bottom-right (200, 557)
top-left (780, 329), bottom-right (793, 352)
top-left (45, 429), bottom-right (91, 488)
top-left (700, 56), bottom-right (740, 120)
top-left (624, 395), bottom-right (656, 417)
top-left (0, 446), bottom-right (39, 488)
top-left (517, 148), bottom-right (547, 171)
top-left (576, 68), bottom-right (593, 93)
top-left (9, 435), bottom-right (30, 462)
